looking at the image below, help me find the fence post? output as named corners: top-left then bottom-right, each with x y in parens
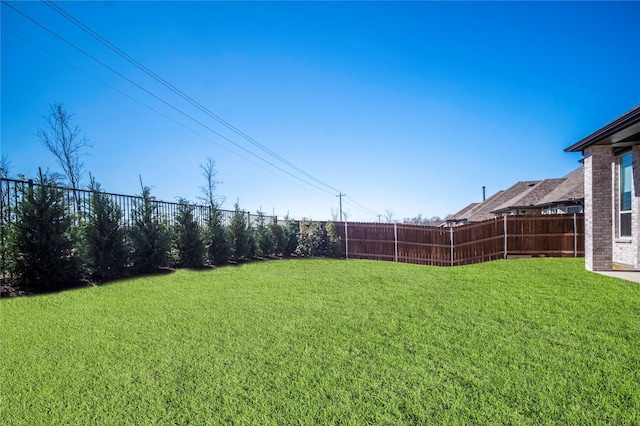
top-left (394, 222), bottom-right (398, 262)
top-left (503, 215), bottom-right (508, 259)
top-left (344, 221), bottom-right (349, 259)
top-left (573, 213), bottom-right (577, 258)
top-left (450, 226), bottom-right (454, 266)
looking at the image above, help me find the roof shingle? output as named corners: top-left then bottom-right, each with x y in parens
top-left (448, 166), bottom-right (584, 223)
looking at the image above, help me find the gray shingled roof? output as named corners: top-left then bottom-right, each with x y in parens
top-left (491, 178), bottom-right (565, 213)
top-left (447, 202), bottom-right (479, 222)
top-left (465, 181), bottom-right (541, 222)
top-left (536, 167), bottom-right (584, 206)
top-left (448, 166), bottom-right (584, 223)
top-left (451, 181), bottom-right (540, 223)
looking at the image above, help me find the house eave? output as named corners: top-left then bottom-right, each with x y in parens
top-left (537, 199), bottom-right (584, 207)
top-left (565, 105), bottom-right (640, 153)
top-left (490, 205), bottom-right (537, 214)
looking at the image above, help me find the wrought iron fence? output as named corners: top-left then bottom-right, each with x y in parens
top-left (0, 177), bottom-right (279, 279)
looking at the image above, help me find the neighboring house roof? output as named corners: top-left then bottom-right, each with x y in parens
top-left (451, 181), bottom-right (541, 223)
top-left (448, 166), bottom-right (585, 224)
top-left (447, 202), bottom-right (479, 222)
top-left (536, 167), bottom-right (584, 206)
top-left (491, 178), bottom-right (564, 214)
top-left (565, 105), bottom-right (640, 152)
top-left (468, 181), bottom-right (541, 221)
top-left (448, 191), bottom-right (501, 223)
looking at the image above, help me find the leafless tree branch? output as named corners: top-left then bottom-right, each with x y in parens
top-left (37, 103), bottom-right (91, 212)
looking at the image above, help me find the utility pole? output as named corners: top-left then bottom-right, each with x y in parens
top-left (337, 193), bottom-right (346, 221)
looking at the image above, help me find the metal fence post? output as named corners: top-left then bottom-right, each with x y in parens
top-left (503, 215), bottom-right (508, 259)
top-left (394, 222), bottom-right (398, 262)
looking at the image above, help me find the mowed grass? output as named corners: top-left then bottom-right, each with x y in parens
top-left (1, 258), bottom-right (639, 425)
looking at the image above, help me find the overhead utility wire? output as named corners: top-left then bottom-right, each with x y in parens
top-left (342, 201), bottom-right (378, 218)
top-left (42, 0), bottom-right (343, 196)
top-left (0, 27), bottom-right (224, 152)
top-left (6, 1), bottom-right (381, 218)
top-left (3, 1), bottom-right (336, 197)
top-left (344, 196), bottom-right (380, 217)
top-left (1, 26), bottom-right (331, 198)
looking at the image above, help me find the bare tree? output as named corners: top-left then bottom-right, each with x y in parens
top-left (37, 103), bottom-right (91, 212)
top-left (384, 209), bottom-right (394, 223)
top-left (428, 216), bottom-right (443, 226)
top-left (199, 157), bottom-right (224, 208)
top-left (0, 154), bottom-right (11, 178)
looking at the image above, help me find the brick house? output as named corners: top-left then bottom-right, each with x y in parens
top-left (565, 105), bottom-right (640, 271)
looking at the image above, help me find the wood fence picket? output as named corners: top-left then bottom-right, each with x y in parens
top-left (335, 214), bottom-right (584, 267)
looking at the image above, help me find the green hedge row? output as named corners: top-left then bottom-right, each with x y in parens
top-left (3, 172), bottom-right (342, 292)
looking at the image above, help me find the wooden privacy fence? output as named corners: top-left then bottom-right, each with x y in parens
top-left (334, 214), bottom-right (584, 266)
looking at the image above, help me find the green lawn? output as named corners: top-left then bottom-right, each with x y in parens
top-left (1, 258), bottom-right (639, 425)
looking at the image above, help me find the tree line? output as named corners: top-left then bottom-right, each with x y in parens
top-left (1, 103), bottom-right (341, 294)
top-left (2, 170), bottom-right (341, 293)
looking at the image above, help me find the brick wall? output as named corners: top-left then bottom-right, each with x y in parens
top-left (583, 145), bottom-right (613, 271)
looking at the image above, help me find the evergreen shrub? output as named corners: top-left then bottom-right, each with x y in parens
top-left (7, 170), bottom-right (82, 289)
top-left (255, 211), bottom-right (276, 257)
top-left (295, 220), bottom-right (342, 258)
top-left (129, 186), bottom-right (171, 274)
top-left (174, 199), bottom-right (205, 268)
top-left (205, 204), bottom-right (230, 265)
top-left (227, 203), bottom-right (250, 261)
top-left (85, 180), bottom-right (128, 280)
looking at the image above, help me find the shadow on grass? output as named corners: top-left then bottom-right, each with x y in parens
top-left (1, 267), bottom-right (179, 298)
top-left (1, 256), bottom-right (346, 298)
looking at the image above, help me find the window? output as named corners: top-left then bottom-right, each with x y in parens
top-left (620, 152), bottom-right (632, 237)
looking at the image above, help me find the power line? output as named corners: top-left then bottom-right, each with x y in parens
top-left (344, 195), bottom-right (380, 217)
top-left (4, 0), bottom-right (383, 218)
top-left (1, 25), bottom-right (333, 200)
top-left (2, 1), bottom-right (337, 197)
top-left (41, 0), bottom-right (343, 196)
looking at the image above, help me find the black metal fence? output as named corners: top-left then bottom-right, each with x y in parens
top-left (0, 177), bottom-right (279, 279)
top-left (0, 177), bottom-right (278, 226)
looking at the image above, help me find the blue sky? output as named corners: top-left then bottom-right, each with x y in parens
top-left (2, 1), bottom-right (639, 222)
